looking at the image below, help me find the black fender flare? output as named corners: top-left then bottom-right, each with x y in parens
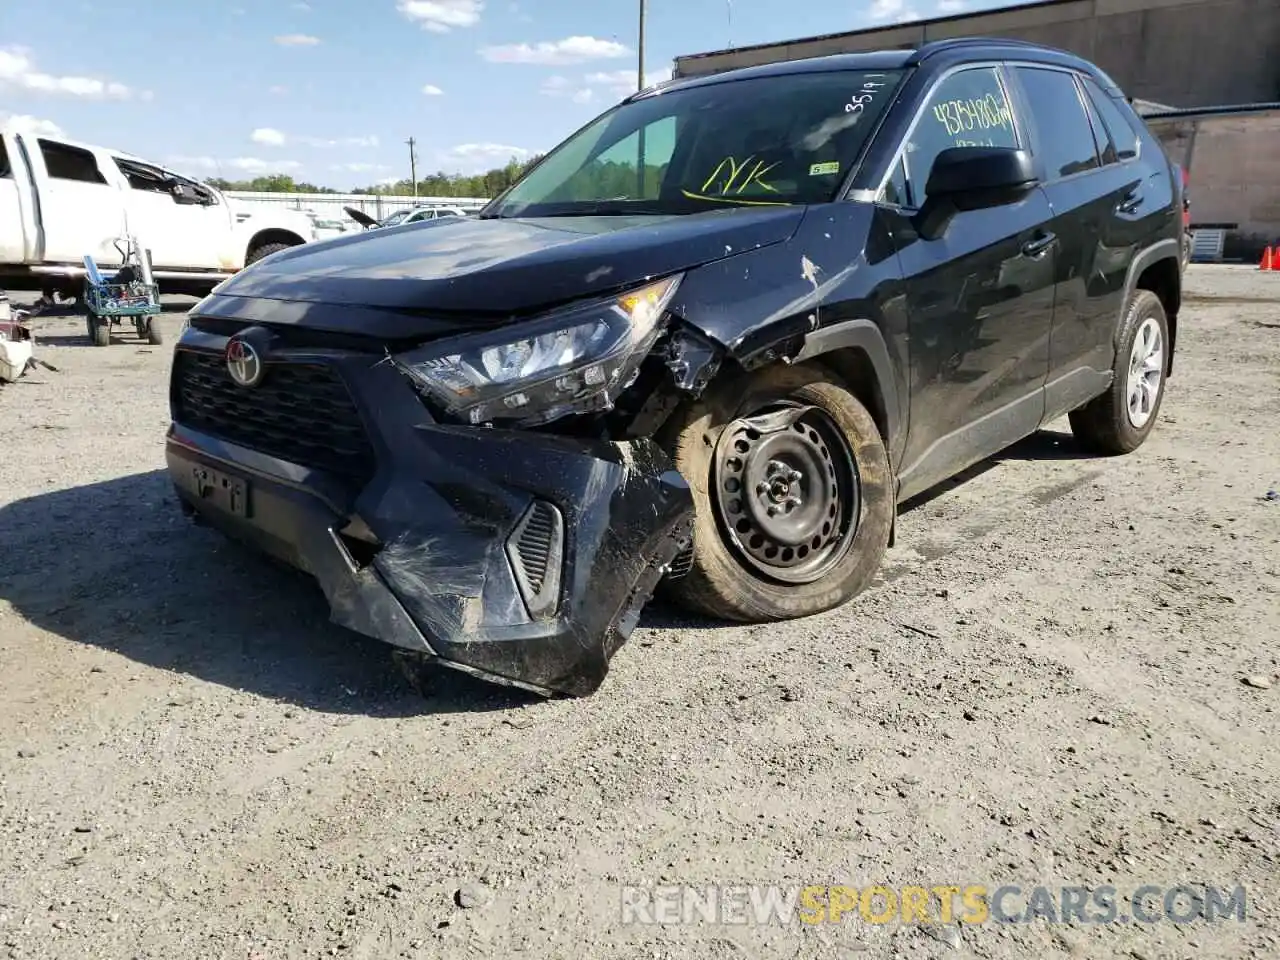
top-left (1117, 237), bottom-right (1181, 372)
top-left (788, 317), bottom-right (904, 467)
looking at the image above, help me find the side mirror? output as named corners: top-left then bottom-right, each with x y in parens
top-left (169, 181), bottom-right (206, 205)
top-left (924, 146), bottom-right (1038, 212)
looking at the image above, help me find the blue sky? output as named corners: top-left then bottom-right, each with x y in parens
top-left (2, 0), bottom-right (1020, 190)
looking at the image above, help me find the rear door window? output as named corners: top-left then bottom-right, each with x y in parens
top-left (38, 139), bottom-right (109, 184)
top-left (1013, 67), bottom-right (1101, 180)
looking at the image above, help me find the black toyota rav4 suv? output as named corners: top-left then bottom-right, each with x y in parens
top-left (167, 37), bottom-right (1183, 697)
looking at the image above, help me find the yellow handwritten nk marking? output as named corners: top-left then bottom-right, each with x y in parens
top-left (700, 155), bottom-right (780, 195)
top-left (679, 190), bottom-right (790, 206)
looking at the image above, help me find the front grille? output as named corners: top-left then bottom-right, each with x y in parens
top-left (172, 350), bottom-right (376, 482)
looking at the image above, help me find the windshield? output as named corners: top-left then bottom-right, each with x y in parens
top-left (485, 69), bottom-right (905, 218)
top-left (382, 209), bottom-right (411, 226)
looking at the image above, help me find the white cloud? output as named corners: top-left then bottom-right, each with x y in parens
top-left (868, 0), bottom-right (921, 20)
top-left (269, 85), bottom-right (289, 95)
top-left (0, 46), bottom-right (133, 99)
top-left (480, 36), bottom-right (629, 65)
top-left (229, 157), bottom-right (303, 173)
top-left (332, 162), bottom-right (389, 173)
top-left (541, 65), bottom-right (667, 104)
top-left (292, 1), bottom-right (312, 9)
top-left (165, 155), bottom-right (303, 175)
top-left (274, 34), bottom-right (321, 46)
top-left (302, 134), bottom-right (379, 148)
top-left (585, 69), bottom-right (640, 97)
top-left (0, 112), bottom-right (64, 136)
top-left (936, 0), bottom-right (966, 10)
top-left (398, 0), bottom-right (483, 33)
top-left (445, 142), bottom-right (534, 173)
top-left (422, 84), bottom-right (444, 96)
top-left (251, 126), bottom-right (287, 146)
top-left (248, 128), bottom-right (379, 149)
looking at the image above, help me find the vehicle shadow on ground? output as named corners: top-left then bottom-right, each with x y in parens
top-left (897, 428), bottom-right (1083, 513)
top-left (0, 470), bottom-right (535, 717)
top-left (0, 430), bottom-right (1095, 708)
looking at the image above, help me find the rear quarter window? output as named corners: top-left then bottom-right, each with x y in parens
top-left (1082, 78), bottom-right (1141, 162)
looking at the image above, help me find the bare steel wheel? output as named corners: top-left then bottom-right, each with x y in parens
top-left (658, 361), bottom-right (893, 623)
top-left (713, 403), bottom-right (859, 584)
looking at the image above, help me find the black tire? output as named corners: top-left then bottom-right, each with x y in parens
top-left (245, 241), bottom-right (293, 267)
top-left (146, 317), bottom-right (164, 345)
top-left (86, 311), bottom-right (110, 347)
top-left (1069, 288), bottom-right (1169, 455)
top-left (657, 362), bottom-right (893, 623)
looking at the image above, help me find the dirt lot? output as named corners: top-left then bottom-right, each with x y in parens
top-left (0, 266), bottom-right (1277, 960)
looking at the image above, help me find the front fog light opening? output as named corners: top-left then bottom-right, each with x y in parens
top-left (506, 500), bottom-right (565, 620)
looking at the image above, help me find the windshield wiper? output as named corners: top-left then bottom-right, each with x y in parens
top-left (534, 199), bottom-right (673, 218)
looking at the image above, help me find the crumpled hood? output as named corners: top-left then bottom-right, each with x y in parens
top-left (206, 207), bottom-right (807, 318)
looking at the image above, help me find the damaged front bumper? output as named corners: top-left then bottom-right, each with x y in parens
top-left (165, 342), bottom-right (694, 697)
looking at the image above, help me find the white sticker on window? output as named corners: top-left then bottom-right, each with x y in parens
top-left (809, 161), bottom-right (840, 176)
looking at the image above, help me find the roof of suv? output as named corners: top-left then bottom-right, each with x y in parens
top-left (643, 37), bottom-right (1122, 100)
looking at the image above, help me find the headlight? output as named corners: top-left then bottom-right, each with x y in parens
top-left (395, 274), bottom-right (682, 427)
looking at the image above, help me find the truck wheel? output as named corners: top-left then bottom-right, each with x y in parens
top-left (657, 362), bottom-right (893, 623)
top-left (1069, 288), bottom-right (1169, 454)
top-left (86, 311), bottom-right (110, 347)
top-left (245, 241), bottom-right (293, 266)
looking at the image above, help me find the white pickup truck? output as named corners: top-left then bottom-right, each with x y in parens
top-left (0, 122), bottom-right (316, 299)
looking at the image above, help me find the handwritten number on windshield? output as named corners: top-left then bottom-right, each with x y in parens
top-left (845, 74), bottom-right (890, 114)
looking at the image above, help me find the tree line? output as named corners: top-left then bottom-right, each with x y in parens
top-left (206, 154), bottom-right (541, 197)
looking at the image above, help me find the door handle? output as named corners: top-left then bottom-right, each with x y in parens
top-left (1021, 232), bottom-right (1056, 258)
top-left (1116, 193), bottom-right (1142, 214)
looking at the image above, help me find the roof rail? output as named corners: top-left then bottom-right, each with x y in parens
top-left (906, 35), bottom-right (1064, 63)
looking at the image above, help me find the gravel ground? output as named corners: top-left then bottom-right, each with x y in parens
top-left (1, 266), bottom-right (1277, 960)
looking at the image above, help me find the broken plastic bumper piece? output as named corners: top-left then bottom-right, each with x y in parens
top-left (166, 413), bottom-right (694, 697)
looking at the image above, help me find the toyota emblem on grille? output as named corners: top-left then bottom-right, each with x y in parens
top-left (225, 337), bottom-right (264, 387)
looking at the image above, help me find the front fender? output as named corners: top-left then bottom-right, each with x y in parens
top-left (667, 202), bottom-right (909, 465)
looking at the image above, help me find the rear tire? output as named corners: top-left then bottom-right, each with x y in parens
top-left (245, 241), bottom-right (293, 266)
top-left (658, 362), bottom-right (893, 623)
top-left (1069, 288), bottom-right (1169, 455)
top-left (146, 318), bottom-right (164, 345)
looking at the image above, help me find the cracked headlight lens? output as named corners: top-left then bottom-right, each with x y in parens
top-left (396, 274), bottom-right (682, 426)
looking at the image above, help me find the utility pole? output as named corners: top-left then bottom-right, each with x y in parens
top-left (637, 0), bottom-right (646, 92)
top-left (406, 136), bottom-right (418, 197)
top-left (636, 0), bottom-right (647, 196)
